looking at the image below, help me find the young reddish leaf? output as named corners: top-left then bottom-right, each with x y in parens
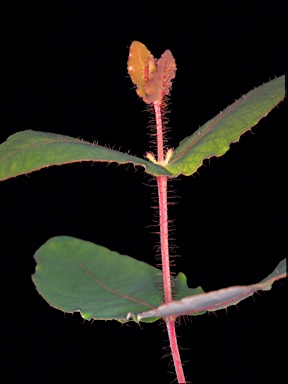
top-left (127, 41), bottom-right (156, 100)
top-left (127, 41), bottom-right (176, 104)
top-left (144, 50), bottom-right (177, 104)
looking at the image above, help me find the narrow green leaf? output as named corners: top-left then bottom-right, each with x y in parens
top-left (32, 236), bottom-right (204, 323)
top-left (1, 77), bottom-right (284, 181)
top-left (136, 259), bottom-right (286, 321)
top-left (166, 75), bottom-right (285, 176)
top-left (0, 130), bottom-right (170, 181)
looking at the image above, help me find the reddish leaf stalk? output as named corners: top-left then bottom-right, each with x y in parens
top-left (154, 101), bottom-right (186, 384)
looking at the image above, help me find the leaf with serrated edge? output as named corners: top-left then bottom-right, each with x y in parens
top-left (0, 130), bottom-right (170, 181)
top-left (1, 77), bottom-right (284, 181)
top-left (32, 236), bottom-right (204, 323)
top-left (135, 259), bottom-right (286, 321)
top-left (166, 75), bottom-right (285, 177)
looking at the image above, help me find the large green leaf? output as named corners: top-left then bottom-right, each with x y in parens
top-left (0, 130), bottom-right (169, 181)
top-left (33, 236), bottom-right (285, 323)
top-left (32, 236), bottom-right (204, 323)
top-left (135, 259), bottom-right (286, 321)
top-left (166, 75), bottom-right (285, 176)
top-left (0, 77), bottom-right (284, 181)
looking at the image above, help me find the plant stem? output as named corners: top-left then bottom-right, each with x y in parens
top-left (157, 175), bottom-right (172, 303)
top-left (154, 101), bottom-right (186, 384)
top-left (166, 316), bottom-right (186, 384)
top-left (154, 101), bottom-right (165, 164)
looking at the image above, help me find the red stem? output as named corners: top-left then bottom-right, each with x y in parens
top-left (154, 101), bottom-right (165, 164)
top-left (166, 316), bottom-right (186, 384)
top-left (157, 175), bottom-right (172, 303)
top-left (154, 101), bottom-right (186, 384)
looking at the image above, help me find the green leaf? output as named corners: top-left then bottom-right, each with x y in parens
top-left (0, 130), bottom-right (169, 181)
top-left (0, 77), bottom-right (284, 181)
top-left (166, 75), bottom-right (285, 176)
top-left (32, 236), bottom-right (204, 323)
top-left (136, 259), bottom-right (286, 321)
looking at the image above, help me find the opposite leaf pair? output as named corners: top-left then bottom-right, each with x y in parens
top-left (128, 41), bottom-right (176, 104)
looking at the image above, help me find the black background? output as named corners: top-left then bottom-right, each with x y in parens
top-left (1, 1), bottom-right (286, 383)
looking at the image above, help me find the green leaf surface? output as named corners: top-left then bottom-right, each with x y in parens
top-left (166, 75), bottom-right (285, 176)
top-left (0, 130), bottom-right (169, 181)
top-left (32, 236), bottom-right (204, 323)
top-left (136, 259), bottom-right (286, 321)
top-left (0, 77), bottom-right (284, 181)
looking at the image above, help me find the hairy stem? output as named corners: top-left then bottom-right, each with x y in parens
top-left (154, 101), bottom-right (186, 384)
top-left (157, 175), bottom-right (172, 302)
top-left (154, 101), bottom-right (165, 164)
top-left (166, 317), bottom-right (186, 384)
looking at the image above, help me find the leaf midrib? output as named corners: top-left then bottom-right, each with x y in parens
top-left (65, 242), bottom-right (157, 310)
top-left (170, 78), bottom-right (283, 164)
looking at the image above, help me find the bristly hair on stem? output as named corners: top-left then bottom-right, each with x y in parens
top-left (128, 41), bottom-right (186, 383)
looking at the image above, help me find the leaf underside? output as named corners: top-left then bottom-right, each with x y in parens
top-left (136, 259), bottom-right (286, 321)
top-left (32, 236), bottom-right (285, 323)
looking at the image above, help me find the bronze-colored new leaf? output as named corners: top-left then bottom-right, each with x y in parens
top-left (127, 41), bottom-right (156, 101)
top-left (128, 41), bottom-right (176, 104)
top-left (145, 50), bottom-right (176, 104)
